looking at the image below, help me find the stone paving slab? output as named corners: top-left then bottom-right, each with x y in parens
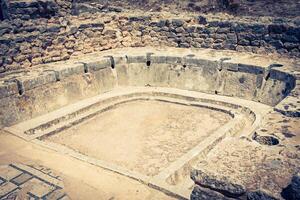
top-left (0, 164), bottom-right (69, 200)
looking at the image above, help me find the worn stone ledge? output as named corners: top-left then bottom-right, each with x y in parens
top-left (191, 169), bottom-right (246, 198)
top-left (84, 57), bottom-right (111, 72)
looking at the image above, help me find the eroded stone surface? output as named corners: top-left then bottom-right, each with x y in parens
top-left (0, 164), bottom-right (68, 200)
top-left (47, 100), bottom-right (231, 177)
top-left (191, 136), bottom-right (300, 199)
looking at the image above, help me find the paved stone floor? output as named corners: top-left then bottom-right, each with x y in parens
top-left (0, 164), bottom-right (69, 200)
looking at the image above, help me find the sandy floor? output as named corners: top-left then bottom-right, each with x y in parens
top-left (47, 100), bottom-right (231, 176)
top-left (0, 131), bottom-right (177, 200)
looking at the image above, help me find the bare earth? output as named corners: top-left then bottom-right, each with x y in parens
top-left (47, 100), bottom-right (231, 176)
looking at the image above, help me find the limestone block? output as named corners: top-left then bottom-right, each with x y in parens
top-left (85, 58), bottom-right (111, 71)
top-left (150, 55), bottom-right (167, 64)
top-left (191, 169), bottom-right (246, 198)
top-left (55, 63), bottom-right (85, 79)
top-left (22, 72), bottom-right (57, 91)
top-left (126, 55), bottom-right (147, 64)
top-left (166, 56), bottom-right (183, 65)
top-left (0, 82), bottom-right (18, 98)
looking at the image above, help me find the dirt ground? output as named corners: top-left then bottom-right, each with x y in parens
top-left (46, 100), bottom-right (230, 177)
top-left (0, 131), bottom-right (176, 200)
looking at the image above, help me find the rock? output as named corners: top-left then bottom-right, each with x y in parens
top-left (129, 16), bottom-right (151, 22)
top-left (214, 34), bottom-right (227, 40)
top-left (239, 39), bottom-right (250, 46)
top-left (269, 40), bottom-right (284, 49)
top-left (172, 19), bottom-right (184, 27)
top-left (47, 24), bottom-right (61, 32)
top-left (157, 20), bottom-right (167, 27)
top-left (247, 190), bottom-right (277, 200)
top-left (191, 185), bottom-right (230, 200)
top-left (282, 34), bottom-right (299, 43)
top-left (175, 27), bottom-right (185, 33)
top-left (281, 172), bottom-right (300, 200)
top-left (284, 42), bottom-right (299, 50)
top-left (268, 24), bottom-right (287, 34)
top-left (198, 16), bottom-right (207, 25)
top-left (251, 40), bottom-right (261, 46)
top-left (217, 28), bottom-right (230, 34)
top-left (227, 33), bottom-right (237, 43)
top-left (191, 169), bottom-right (246, 198)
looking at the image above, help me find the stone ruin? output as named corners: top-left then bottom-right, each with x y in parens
top-left (0, 0), bottom-right (299, 199)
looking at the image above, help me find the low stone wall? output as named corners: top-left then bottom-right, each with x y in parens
top-left (0, 48), bottom-right (296, 127)
top-left (1, 0), bottom-right (72, 20)
top-left (0, 13), bottom-right (299, 72)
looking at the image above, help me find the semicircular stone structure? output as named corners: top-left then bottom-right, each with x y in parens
top-left (0, 47), bottom-right (299, 200)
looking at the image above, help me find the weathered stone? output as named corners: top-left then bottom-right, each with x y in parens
top-left (172, 19), bottom-right (184, 27)
top-left (175, 27), bottom-right (185, 33)
top-left (284, 42), bottom-right (299, 50)
top-left (239, 39), bottom-right (250, 46)
top-left (247, 191), bottom-right (277, 200)
top-left (191, 185), bottom-right (230, 200)
top-left (268, 24), bottom-right (287, 34)
top-left (46, 24), bottom-right (61, 32)
top-left (217, 28), bottom-right (230, 34)
top-left (251, 40), bottom-right (261, 46)
top-left (191, 169), bottom-right (246, 197)
top-left (198, 16), bottom-right (207, 25)
top-left (282, 34), bottom-right (299, 43)
top-left (269, 40), bottom-right (284, 49)
top-left (281, 172), bottom-right (300, 200)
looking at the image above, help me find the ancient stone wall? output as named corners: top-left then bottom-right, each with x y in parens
top-left (0, 48), bottom-right (297, 127)
top-left (77, 0), bottom-right (300, 18)
top-left (0, 13), bottom-right (299, 72)
top-left (1, 0), bottom-right (72, 20)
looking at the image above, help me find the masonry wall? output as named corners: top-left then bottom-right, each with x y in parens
top-left (1, 0), bottom-right (72, 20)
top-left (0, 13), bottom-right (300, 72)
top-left (0, 52), bottom-right (296, 127)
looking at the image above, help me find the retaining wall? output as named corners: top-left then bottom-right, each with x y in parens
top-left (0, 48), bottom-right (296, 127)
top-left (0, 13), bottom-right (299, 72)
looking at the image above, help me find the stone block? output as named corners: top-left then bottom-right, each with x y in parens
top-left (269, 69), bottom-right (295, 82)
top-left (56, 63), bottom-right (85, 79)
top-left (11, 173), bottom-right (32, 185)
top-left (268, 24), bottom-right (287, 34)
top-left (191, 185), bottom-right (230, 200)
top-left (237, 64), bottom-right (264, 75)
top-left (191, 169), bottom-right (246, 197)
top-left (126, 55), bottom-right (147, 63)
top-left (150, 55), bottom-right (167, 64)
top-left (223, 62), bottom-right (238, 72)
top-left (172, 19), bottom-right (184, 27)
top-left (20, 178), bottom-right (55, 198)
top-left (165, 56), bottom-right (183, 65)
top-left (0, 165), bottom-right (22, 181)
top-left (269, 40), bottom-right (284, 49)
top-left (0, 82), bottom-right (18, 98)
top-left (86, 58), bottom-right (111, 71)
top-left (22, 71), bottom-right (57, 91)
top-left (0, 182), bottom-right (18, 197)
top-left (247, 190), bottom-right (277, 200)
top-left (282, 34), bottom-right (299, 43)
